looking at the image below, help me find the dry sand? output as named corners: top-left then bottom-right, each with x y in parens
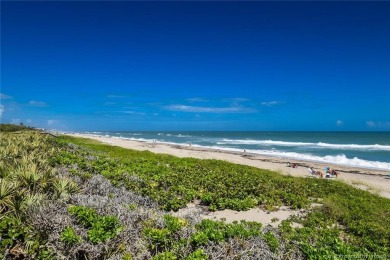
top-left (67, 133), bottom-right (390, 225)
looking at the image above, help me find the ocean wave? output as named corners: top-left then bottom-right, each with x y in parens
top-left (217, 139), bottom-right (309, 146)
top-left (211, 146), bottom-right (390, 170)
top-left (176, 134), bottom-right (192, 138)
top-left (217, 139), bottom-right (390, 151)
top-left (119, 137), bottom-right (151, 142)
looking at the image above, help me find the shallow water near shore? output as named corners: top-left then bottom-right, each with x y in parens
top-left (82, 131), bottom-right (390, 171)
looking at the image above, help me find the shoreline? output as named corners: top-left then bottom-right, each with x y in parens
top-left (67, 133), bottom-right (390, 199)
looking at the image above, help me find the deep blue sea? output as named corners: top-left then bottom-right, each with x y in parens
top-left (83, 131), bottom-right (390, 171)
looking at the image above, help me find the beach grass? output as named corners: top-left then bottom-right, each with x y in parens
top-left (1, 128), bottom-right (389, 259)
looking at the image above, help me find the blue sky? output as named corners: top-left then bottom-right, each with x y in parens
top-left (1, 1), bottom-right (389, 131)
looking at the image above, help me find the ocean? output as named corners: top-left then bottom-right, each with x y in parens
top-left (83, 131), bottom-right (390, 171)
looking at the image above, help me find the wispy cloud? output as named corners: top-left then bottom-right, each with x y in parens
top-left (223, 98), bottom-right (249, 102)
top-left (0, 93), bottom-right (12, 99)
top-left (186, 97), bottom-right (209, 103)
top-left (29, 100), bottom-right (47, 107)
top-left (0, 104), bottom-right (4, 117)
top-left (336, 120), bottom-right (343, 126)
top-left (222, 98), bottom-right (250, 107)
top-left (164, 105), bottom-right (256, 113)
top-left (261, 101), bottom-right (284, 106)
top-left (366, 121), bottom-right (390, 128)
top-left (120, 111), bottom-right (145, 116)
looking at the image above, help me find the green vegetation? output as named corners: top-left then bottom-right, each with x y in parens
top-left (191, 219), bottom-right (262, 246)
top-left (68, 205), bottom-right (123, 243)
top-left (0, 129), bottom-right (71, 258)
top-left (1, 126), bottom-right (389, 259)
top-left (0, 123), bottom-right (34, 132)
top-left (60, 226), bottom-right (82, 245)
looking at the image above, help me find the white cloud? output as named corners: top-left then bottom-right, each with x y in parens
top-left (223, 98), bottom-right (248, 102)
top-left (261, 101), bottom-right (283, 106)
top-left (336, 120), bottom-right (343, 126)
top-left (366, 121), bottom-right (390, 128)
top-left (164, 105), bottom-right (256, 113)
top-left (0, 93), bottom-right (12, 99)
top-left (0, 104), bottom-right (3, 117)
top-left (186, 97), bottom-right (209, 103)
top-left (29, 100), bottom-right (47, 107)
top-left (120, 111), bottom-right (145, 116)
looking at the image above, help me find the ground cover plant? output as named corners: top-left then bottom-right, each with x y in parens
top-left (55, 135), bottom-right (390, 258)
top-left (1, 126), bottom-right (389, 259)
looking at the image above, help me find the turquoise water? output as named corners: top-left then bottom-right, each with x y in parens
top-left (84, 131), bottom-right (390, 171)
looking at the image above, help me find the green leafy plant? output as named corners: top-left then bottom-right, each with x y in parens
top-left (152, 251), bottom-right (177, 260)
top-left (143, 227), bottom-right (171, 251)
top-left (191, 219), bottom-right (262, 246)
top-left (263, 232), bottom-right (279, 253)
top-left (87, 215), bottom-right (123, 243)
top-left (60, 226), bottom-right (82, 245)
top-left (163, 215), bottom-right (187, 233)
top-left (68, 205), bottom-right (122, 243)
top-left (185, 249), bottom-right (208, 260)
top-left (68, 205), bottom-right (97, 228)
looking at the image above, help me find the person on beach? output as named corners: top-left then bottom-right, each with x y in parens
top-left (324, 167), bottom-right (338, 178)
top-left (309, 167), bottom-right (323, 178)
top-left (287, 162), bottom-right (297, 168)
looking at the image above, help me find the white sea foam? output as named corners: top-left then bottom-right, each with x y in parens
top-left (217, 139), bottom-right (309, 146)
top-left (176, 134), bottom-right (192, 138)
top-left (213, 147), bottom-right (390, 170)
top-left (217, 139), bottom-right (390, 151)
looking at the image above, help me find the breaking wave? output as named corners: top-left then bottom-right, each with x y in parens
top-left (217, 139), bottom-right (390, 151)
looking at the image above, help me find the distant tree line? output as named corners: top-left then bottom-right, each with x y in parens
top-left (0, 123), bottom-right (35, 132)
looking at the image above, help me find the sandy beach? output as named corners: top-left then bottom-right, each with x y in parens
top-left (69, 133), bottom-right (390, 200)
